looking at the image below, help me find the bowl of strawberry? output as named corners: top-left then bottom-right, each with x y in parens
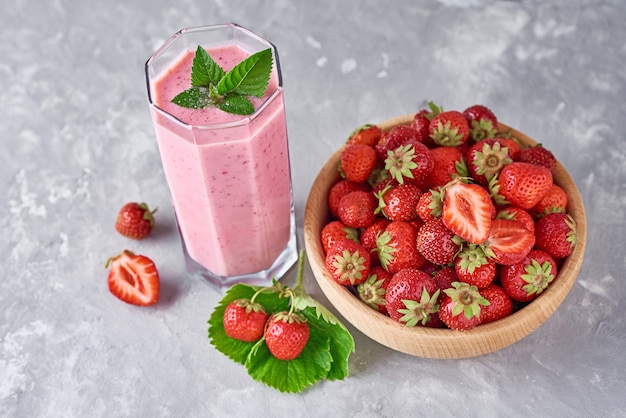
top-left (303, 103), bottom-right (586, 359)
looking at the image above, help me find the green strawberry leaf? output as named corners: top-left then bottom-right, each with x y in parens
top-left (245, 324), bottom-right (332, 393)
top-left (217, 48), bottom-right (273, 98)
top-left (300, 306), bottom-right (353, 381)
top-left (191, 45), bottom-right (226, 87)
top-left (215, 94), bottom-right (255, 115)
top-left (171, 86), bottom-right (211, 109)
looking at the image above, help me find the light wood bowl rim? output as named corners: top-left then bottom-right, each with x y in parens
top-left (303, 113), bottom-right (587, 359)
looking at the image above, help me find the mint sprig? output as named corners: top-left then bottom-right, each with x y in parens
top-left (207, 251), bottom-right (355, 393)
top-left (172, 45), bottom-right (273, 115)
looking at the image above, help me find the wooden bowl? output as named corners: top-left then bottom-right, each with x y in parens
top-left (303, 114), bottom-right (587, 359)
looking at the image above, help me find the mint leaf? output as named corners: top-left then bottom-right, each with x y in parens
top-left (217, 48), bottom-right (273, 98)
top-left (191, 46), bottom-right (226, 87)
top-left (215, 94), bottom-right (255, 115)
top-left (246, 325), bottom-right (332, 393)
top-left (171, 86), bottom-right (211, 109)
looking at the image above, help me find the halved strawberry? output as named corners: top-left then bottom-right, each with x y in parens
top-left (442, 181), bottom-right (494, 245)
top-left (483, 219), bottom-right (535, 265)
top-left (105, 250), bottom-right (159, 306)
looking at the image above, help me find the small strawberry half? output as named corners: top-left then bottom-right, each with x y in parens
top-left (115, 202), bottom-right (157, 240)
top-left (105, 250), bottom-right (159, 306)
top-left (483, 219), bottom-right (535, 265)
top-left (442, 180), bottom-right (494, 245)
top-left (223, 299), bottom-right (269, 342)
top-left (264, 311), bottom-right (310, 361)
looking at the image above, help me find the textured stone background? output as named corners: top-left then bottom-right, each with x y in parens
top-left (2, 0), bottom-right (625, 416)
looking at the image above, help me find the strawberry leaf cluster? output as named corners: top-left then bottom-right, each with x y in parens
top-left (208, 253), bottom-right (354, 393)
top-left (172, 45), bottom-right (273, 115)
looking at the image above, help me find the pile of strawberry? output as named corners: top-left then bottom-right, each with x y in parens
top-left (321, 103), bottom-right (578, 330)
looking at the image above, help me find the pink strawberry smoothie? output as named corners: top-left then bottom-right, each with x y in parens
top-left (149, 44), bottom-right (293, 277)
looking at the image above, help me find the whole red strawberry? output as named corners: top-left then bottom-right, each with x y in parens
top-left (325, 239), bottom-right (371, 285)
top-left (416, 218), bottom-right (461, 265)
top-left (429, 110), bottom-right (470, 147)
top-left (496, 162), bottom-right (553, 210)
top-left (337, 190), bottom-right (377, 228)
top-left (105, 250), bottom-right (159, 306)
top-left (320, 220), bottom-right (359, 254)
top-left (384, 142), bottom-right (433, 185)
top-left (347, 124), bottom-right (383, 147)
top-left (520, 144), bottom-right (557, 172)
top-left (462, 104), bottom-right (498, 142)
top-left (115, 202), bottom-right (157, 239)
top-left (424, 146), bottom-right (466, 190)
top-left (376, 221), bottom-right (426, 273)
top-left (416, 188), bottom-right (443, 222)
top-left (439, 281), bottom-right (489, 330)
top-left (340, 143), bottom-right (378, 183)
top-left (374, 125), bottom-right (420, 161)
top-left (223, 299), bottom-right (269, 342)
top-left (479, 284), bottom-right (513, 324)
top-left (376, 183), bottom-right (422, 222)
top-left (327, 180), bottom-right (370, 218)
top-left (411, 104), bottom-right (441, 147)
top-left (454, 244), bottom-right (497, 289)
top-left (432, 265), bottom-right (458, 290)
top-left (360, 218), bottom-right (390, 266)
top-left (264, 311), bottom-right (310, 361)
top-left (534, 212), bottom-right (577, 259)
top-left (466, 138), bottom-right (513, 186)
top-left (500, 249), bottom-right (557, 302)
top-left (529, 183), bottom-right (568, 219)
top-left (357, 266), bottom-right (393, 314)
top-left (385, 268), bottom-right (440, 327)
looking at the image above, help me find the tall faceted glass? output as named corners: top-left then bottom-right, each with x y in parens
top-left (145, 24), bottom-right (297, 289)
